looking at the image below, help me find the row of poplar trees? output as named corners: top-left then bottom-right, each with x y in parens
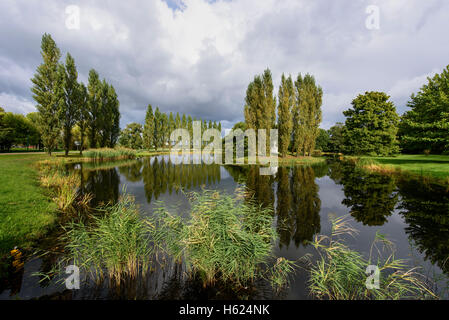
top-left (244, 69), bottom-right (323, 157)
top-left (31, 33), bottom-right (120, 155)
top-left (140, 104), bottom-right (222, 150)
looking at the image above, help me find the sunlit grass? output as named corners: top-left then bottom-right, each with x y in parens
top-left (350, 155), bottom-right (449, 181)
top-left (0, 154), bottom-right (57, 255)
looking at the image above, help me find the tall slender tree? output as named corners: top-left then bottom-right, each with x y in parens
top-left (153, 107), bottom-right (162, 150)
top-left (292, 74), bottom-right (323, 156)
top-left (175, 112), bottom-right (181, 130)
top-left (60, 53), bottom-right (80, 155)
top-left (143, 104), bottom-right (154, 150)
top-left (168, 112), bottom-right (174, 149)
top-left (277, 73), bottom-right (294, 157)
top-left (107, 84), bottom-right (120, 148)
top-left (77, 83), bottom-right (89, 154)
top-left (87, 69), bottom-right (101, 148)
top-left (161, 113), bottom-right (168, 149)
top-left (244, 68), bottom-right (276, 154)
top-left (31, 33), bottom-right (63, 155)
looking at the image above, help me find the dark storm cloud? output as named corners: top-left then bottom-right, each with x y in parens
top-left (0, 0), bottom-right (448, 130)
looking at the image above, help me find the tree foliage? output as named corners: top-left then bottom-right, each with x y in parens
top-left (342, 92), bottom-right (400, 156)
top-left (244, 68), bottom-right (276, 154)
top-left (292, 74), bottom-right (323, 156)
top-left (0, 110), bottom-right (40, 150)
top-left (118, 123), bottom-right (143, 150)
top-left (30, 33), bottom-right (63, 155)
top-left (399, 65), bottom-right (449, 154)
top-left (143, 104), bottom-right (154, 150)
top-left (277, 74), bottom-right (294, 157)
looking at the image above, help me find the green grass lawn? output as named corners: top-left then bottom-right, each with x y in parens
top-left (0, 154), bottom-right (57, 255)
top-left (362, 154), bottom-right (449, 179)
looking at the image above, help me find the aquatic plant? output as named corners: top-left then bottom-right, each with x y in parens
top-left (63, 193), bottom-right (152, 285)
top-left (37, 161), bottom-right (89, 214)
top-left (149, 189), bottom-right (295, 290)
top-left (83, 148), bottom-right (137, 161)
top-left (307, 215), bottom-right (438, 300)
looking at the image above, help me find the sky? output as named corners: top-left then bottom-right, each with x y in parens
top-left (0, 0), bottom-right (448, 131)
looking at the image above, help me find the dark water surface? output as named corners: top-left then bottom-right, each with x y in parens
top-left (1, 155), bottom-right (448, 299)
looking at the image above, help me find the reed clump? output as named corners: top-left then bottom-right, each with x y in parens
top-left (64, 194), bottom-right (152, 285)
top-left (150, 189), bottom-right (295, 290)
top-left (83, 148), bottom-right (137, 161)
top-left (307, 215), bottom-right (438, 300)
top-left (37, 161), bottom-right (86, 213)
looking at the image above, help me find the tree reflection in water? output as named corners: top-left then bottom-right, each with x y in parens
top-left (329, 162), bottom-right (398, 226)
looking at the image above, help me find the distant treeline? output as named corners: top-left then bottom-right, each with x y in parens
top-left (0, 107), bottom-right (41, 151)
top-left (118, 104), bottom-right (222, 150)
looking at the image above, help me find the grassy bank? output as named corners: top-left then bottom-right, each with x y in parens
top-left (0, 154), bottom-right (56, 255)
top-left (348, 155), bottom-right (449, 183)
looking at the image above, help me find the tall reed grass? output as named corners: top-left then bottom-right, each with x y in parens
top-left (149, 189), bottom-right (295, 290)
top-left (64, 193), bottom-right (152, 285)
top-left (37, 161), bottom-right (89, 214)
top-left (307, 215), bottom-right (438, 300)
top-left (83, 148), bottom-right (137, 161)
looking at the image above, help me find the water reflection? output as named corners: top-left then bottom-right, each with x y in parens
top-left (397, 179), bottom-right (449, 274)
top-left (79, 165), bottom-right (120, 206)
top-left (329, 162), bottom-right (398, 226)
top-left (2, 157), bottom-right (449, 300)
top-left (276, 166), bottom-right (321, 248)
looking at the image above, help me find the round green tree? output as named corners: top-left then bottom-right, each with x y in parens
top-left (342, 91), bottom-right (400, 156)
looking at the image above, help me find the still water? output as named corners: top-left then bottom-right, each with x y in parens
top-left (1, 155), bottom-right (448, 299)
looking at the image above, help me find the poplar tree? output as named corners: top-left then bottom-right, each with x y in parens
top-left (107, 84), bottom-right (120, 148)
top-left (60, 53), bottom-right (81, 155)
top-left (87, 69), bottom-right (101, 148)
top-left (168, 112), bottom-right (174, 149)
top-left (175, 112), bottom-right (181, 130)
top-left (182, 114), bottom-right (187, 129)
top-left (77, 83), bottom-right (89, 154)
top-left (292, 74), bottom-right (323, 156)
top-left (153, 107), bottom-right (162, 150)
top-left (161, 113), bottom-right (168, 149)
top-left (277, 73), bottom-right (294, 157)
top-left (187, 115), bottom-right (193, 146)
top-left (98, 80), bottom-right (111, 148)
top-left (31, 33), bottom-right (63, 155)
top-left (244, 68), bottom-right (276, 154)
top-left (143, 104), bottom-right (154, 150)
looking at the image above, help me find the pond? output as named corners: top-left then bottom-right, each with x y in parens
top-left (1, 155), bottom-right (449, 299)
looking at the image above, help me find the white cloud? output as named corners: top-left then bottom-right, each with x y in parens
top-left (0, 0), bottom-right (448, 129)
top-left (0, 93), bottom-right (35, 114)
